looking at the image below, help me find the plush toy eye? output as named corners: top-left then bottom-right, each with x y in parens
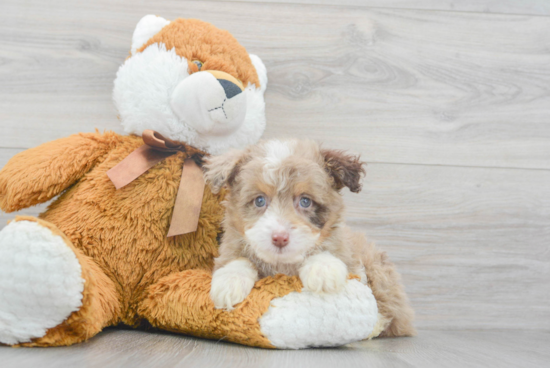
top-left (192, 60), bottom-right (203, 71)
top-left (254, 196), bottom-right (266, 208)
top-left (299, 197), bottom-right (312, 208)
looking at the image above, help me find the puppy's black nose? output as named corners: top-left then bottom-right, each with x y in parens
top-left (272, 231), bottom-right (289, 248)
top-left (217, 79), bottom-right (242, 99)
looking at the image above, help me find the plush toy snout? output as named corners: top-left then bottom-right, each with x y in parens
top-left (171, 70), bottom-right (247, 137)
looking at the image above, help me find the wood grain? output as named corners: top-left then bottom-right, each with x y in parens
top-left (1, 0), bottom-right (549, 339)
top-left (214, 0), bottom-right (550, 17)
top-left (344, 163), bottom-right (550, 330)
top-left (0, 0), bottom-right (549, 168)
top-left (1, 329), bottom-right (549, 368)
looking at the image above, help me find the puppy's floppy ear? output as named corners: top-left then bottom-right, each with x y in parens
top-left (204, 149), bottom-right (247, 194)
top-left (321, 149), bottom-right (366, 193)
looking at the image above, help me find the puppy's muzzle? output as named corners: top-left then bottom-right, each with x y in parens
top-left (170, 70), bottom-right (247, 138)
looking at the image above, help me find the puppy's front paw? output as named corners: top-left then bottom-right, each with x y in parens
top-left (210, 258), bottom-right (259, 310)
top-left (299, 252), bottom-right (348, 294)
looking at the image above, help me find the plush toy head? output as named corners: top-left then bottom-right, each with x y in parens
top-left (113, 15), bottom-right (267, 155)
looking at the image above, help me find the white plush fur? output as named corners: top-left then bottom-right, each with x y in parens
top-left (249, 55), bottom-right (267, 94)
top-left (170, 71), bottom-right (247, 137)
top-left (210, 258), bottom-right (259, 310)
top-left (244, 207), bottom-right (320, 265)
top-left (113, 33), bottom-right (267, 155)
top-left (0, 221), bottom-right (84, 345)
top-left (299, 252), bottom-right (348, 293)
top-left (113, 43), bottom-right (192, 144)
top-left (259, 279), bottom-right (378, 349)
top-left (131, 15), bottom-right (170, 55)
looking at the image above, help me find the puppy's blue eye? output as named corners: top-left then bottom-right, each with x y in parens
top-left (299, 197), bottom-right (312, 208)
top-left (254, 196), bottom-right (266, 207)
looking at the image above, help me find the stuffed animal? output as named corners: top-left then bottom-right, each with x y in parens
top-left (0, 15), bottom-right (388, 349)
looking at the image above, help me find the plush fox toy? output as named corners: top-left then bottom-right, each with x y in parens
top-left (0, 15), bottom-right (387, 349)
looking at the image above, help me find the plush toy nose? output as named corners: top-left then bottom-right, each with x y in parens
top-left (170, 70), bottom-right (247, 137)
top-left (204, 70), bottom-right (244, 99)
top-left (218, 79), bottom-right (242, 99)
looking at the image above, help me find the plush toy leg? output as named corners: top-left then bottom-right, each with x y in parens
top-left (0, 216), bottom-right (120, 347)
top-left (138, 270), bottom-right (296, 348)
top-left (139, 270), bottom-right (379, 349)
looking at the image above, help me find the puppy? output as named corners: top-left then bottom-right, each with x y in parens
top-left (205, 139), bottom-right (416, 337)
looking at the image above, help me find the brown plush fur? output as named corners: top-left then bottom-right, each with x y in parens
top-left (139, 18), bottom-right (260, 88)
top-left (0, 132), bottom-right (225, 340)
top-left (139, 270), bottom-right (304, 349)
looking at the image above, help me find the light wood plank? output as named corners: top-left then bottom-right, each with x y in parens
top-left (343, 163), bottom-right (550, 330)
top-left (0, 0), bottom-right (549, 169)
top-left (1, 329), bottom-right (549, 368)
top-left (215, 0), bottom-right (550, 17)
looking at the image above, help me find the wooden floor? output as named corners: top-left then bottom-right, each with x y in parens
top-left (2, 328), bottom-right (550, 368)
top-left (0, 0), bottom-right (549, 366)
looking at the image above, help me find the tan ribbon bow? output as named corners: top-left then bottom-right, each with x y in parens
top-left (107, 130), bottom-right (205, 237)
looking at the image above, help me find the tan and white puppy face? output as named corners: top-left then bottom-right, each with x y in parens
top-left (238, 140), bottom-right (335, 264)
top-left (206, 139), bottom-right (365, 266)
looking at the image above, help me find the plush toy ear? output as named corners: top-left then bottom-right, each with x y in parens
top-left (204, 149), bottom-right (248, 194)
top-left (321, 149), bottom-right (366, 193)
top-left (131, 15), bottom-right (170, 55)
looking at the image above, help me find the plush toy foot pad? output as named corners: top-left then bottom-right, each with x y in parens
top-left (0, 219), bottom-right (85, 345)
top-left (259, 279), bottom-right (378, 349)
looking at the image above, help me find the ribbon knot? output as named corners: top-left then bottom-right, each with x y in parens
top-left (107, 130), bottom-right (205, 237)
top-left (142, 130), bottom-right (187, 152)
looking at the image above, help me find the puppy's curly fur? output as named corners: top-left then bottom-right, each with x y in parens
top-left (205, 139), bottom-right (415, 337)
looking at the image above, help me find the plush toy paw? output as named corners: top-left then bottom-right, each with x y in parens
top-left (210, 258), bottom-right (259, 310)
top-left (141, 270), bottom-right (380, 349)
top-left (299, 252), bottom-right (348, 294)
top-left (0, 218), bottom-right (84, 345)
